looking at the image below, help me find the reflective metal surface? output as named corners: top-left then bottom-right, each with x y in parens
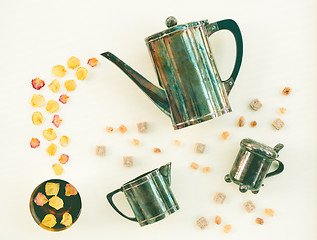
top-left (225, 139), bottom-right (284, 194)
top-left (101, 16), bottom-right (243, 130)
top-left (106, 163), bottom-right (179, 227)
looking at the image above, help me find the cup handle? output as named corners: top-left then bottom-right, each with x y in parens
top-left (207, 19), bottom-right (243, 95)
top-left (265, 159), bottom-right (284, 178)
top-left (106, 188), bottom-right (137, 222)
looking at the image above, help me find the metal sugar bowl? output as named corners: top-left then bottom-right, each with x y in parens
top-left (225, 138), bottom-right (284, 194)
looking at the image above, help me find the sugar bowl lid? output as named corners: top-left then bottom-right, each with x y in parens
top-left (240, 138), bottom-right (284, 159)
top-left (145, 16), bottom-right (207, 43)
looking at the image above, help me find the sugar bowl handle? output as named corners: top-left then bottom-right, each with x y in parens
top-left (266, 159), bottom-right (284, 178)
top-left (106, 188), bottom-right (137, 222)
top-left (207, 19), bottom-right (243, 95)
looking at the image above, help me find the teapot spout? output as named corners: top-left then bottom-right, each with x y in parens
top-left (101, 52), bottom-right (170, 117)
top-left (158, 162), bottom-right (171, 186)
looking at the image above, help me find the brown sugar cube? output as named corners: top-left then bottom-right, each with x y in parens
top-left (106, 126), bottom-right (114, 133)
top-left (256, 217), bottom-right (264, 225)
top-left (153, 148), bottom-right (161, 153)
top-left (250, 98), bottom-right (263, 111)
top-left (264, 208), bottom-right (275, 217)
top-left (118, 125), bottom-right (127, 134)
top-left (223, 224), bottom-right (232, 234)
top-left (137, 122), bottom-right (147, 133)
top-left (194, 142), bottom-right (205, 153)
top-left (250, 121), bottom-right (257, 128)
top-left (190, 162), bottom-right (199, 170)
top-left (196, 217), bottom-right (209, 230)
top-left (238, 116), bottom-right (245, 127)
top-left (279, 107), bottom-right (287, 114)
top-left (282, 87), bottom-right (292, 96)
top-left (123, 156), bottom-right (133, 167)
top-left (221, 131), bottom-right (230, 140)
top-left (96, 145), bottom-right (106, 156)
top-left (202, 167), bottom-right (211, 173)
top-left (243, 200), bottom-right (256, 213)
top-left (272, 118), bottom-right (285, 130)
top-left (131, 138), bottom-right (140, 146)
top-left (213, 192), bottom-right (226, 204)
top-left (214, 216), bottom-right (222, 225)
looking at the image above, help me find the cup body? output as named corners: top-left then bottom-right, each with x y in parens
top-left (122, 170), bottom-right (179, 226)
top-left (146, 21), bottom-right (231, 129)
top-left (229, 148), bottom-right (273, 191)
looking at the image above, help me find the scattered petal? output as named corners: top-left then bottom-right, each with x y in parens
top-left (67, 56), bottom-right (80, 69)
top-left (48, 79), bottom-right (60, 93)
top-left (58, 154), bottom-right (69, 164)
top-left (52, 163), bottom-right (63, 175)
top-left (87, 58), bottom-right (98, 67)
top-left (60, 136), bottom-right (69, 147)
top-left (47, 143), bottom-right (57, 156)
top-left (32, 111), bottom-right (43, 125)
top-left (43, 128), bottom-right (57, 141)
top-left (59, 94), bottom-right (69, 104)
top-left (46, 100), bottom-right (59, 113)
top-left (131, 138), bottom-right (140, 146)
top-left (76, 67), bottom-right (88, 80)
top-left (30, 138), bottom-right (40, 148)
top-left (31, 94), bottom-right (45, 107)
top-left (64, 80), bottom-right (77, 91)
top-left (52, 114), bottom-right (62, 128)
top-left (105, 126), bottom-right (114, 133)
top-left (52, 65), bottom-right (67, 77)
top-left (32, 78), bottom-right (45, 90)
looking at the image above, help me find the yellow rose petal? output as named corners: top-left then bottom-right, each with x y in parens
top-left (76, 67), bottom-right (88, 80)
top-left (52, 65), bottom-right (67, 77)
top-left (48, 79), bottom-right (60, 93)
top-left (64, 80), bottom-right (77, 91)
top-left (46, 100), bottom-right (59, 113)
top-left (67, 56), bottom-right (80, 69)
top-left (31, 94), bottom-right (45, 107)
top-left (41, 214), bottom-right (57, 228)
top-left (32, 111), bottom-right (43, 125)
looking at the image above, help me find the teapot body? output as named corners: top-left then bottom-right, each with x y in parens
top-left (146, 21), bottom-right (231, 129)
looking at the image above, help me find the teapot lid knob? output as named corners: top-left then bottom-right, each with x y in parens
top-left (165, 16), bottom-right (177, 28)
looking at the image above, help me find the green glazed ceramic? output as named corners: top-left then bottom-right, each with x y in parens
top-left (101, 16), bottom-right (243, 130)
top-left (107, 163), bottom-right (179, 227)
top-left (225, 138), bottom-right (284, 194)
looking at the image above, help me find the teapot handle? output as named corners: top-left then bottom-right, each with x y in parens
top-left (106, 188), bottom-right (137, 222)
top-left (265, 159), bottom-right (284, 178)
top-left (207, 19), bottom-right (243, 95)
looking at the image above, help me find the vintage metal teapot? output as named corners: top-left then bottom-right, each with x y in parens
top-left (101, 16), bottom-right (243, 130)
top-left (106, 162), bottom-right (179, 227)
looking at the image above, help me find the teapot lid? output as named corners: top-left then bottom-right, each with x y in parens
top-left (145, 16), bottom-right (207, 43)
top-left (240, 138), bottom-right (283, 159)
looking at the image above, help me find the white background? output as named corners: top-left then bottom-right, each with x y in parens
top-left (0, 0), bottom-right (316, 239)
